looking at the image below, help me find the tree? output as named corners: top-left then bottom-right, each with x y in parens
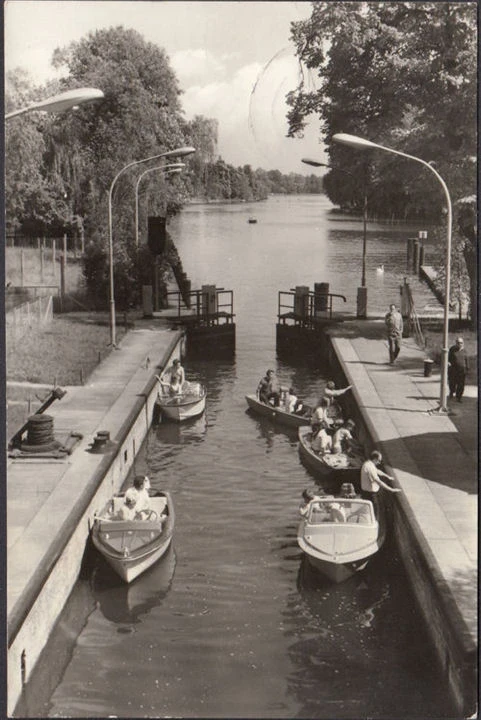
top-left (287, 2), bottom-right (477, 322)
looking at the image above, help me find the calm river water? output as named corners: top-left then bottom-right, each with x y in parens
top-left (18, 196), bottom-right (452, 718)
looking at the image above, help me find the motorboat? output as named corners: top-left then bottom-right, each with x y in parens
top-left (156, 383), bottom-right (206, 423)
top-left (297, 490), bottom-right (385, 583)
top-left (298, 426), bottom-right (364, 476)
top-left (91, 491), bottom-right (175, 583)
top-left (248, 217), bottom-right (257, 224)
top-left (245, 393), bottom-right (310, 428)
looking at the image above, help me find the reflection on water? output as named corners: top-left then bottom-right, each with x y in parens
top-left (21, 196), bottom-right (451, 719)
top-left (91, 544), bottom-right (176, 625)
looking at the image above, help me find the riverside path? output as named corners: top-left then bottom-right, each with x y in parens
top-left (329, 318), bottom-right (477, 714)
top-left (7, 321), bottom-right (183, 715)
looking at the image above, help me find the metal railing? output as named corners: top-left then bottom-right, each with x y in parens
top-left (165, 288), bottom-right (235, 324)
top-left (278, 289), bottom-right (347, 324)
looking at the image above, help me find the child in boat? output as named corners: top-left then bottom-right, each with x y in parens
top-left (116, 489), bottom-right (138, 521)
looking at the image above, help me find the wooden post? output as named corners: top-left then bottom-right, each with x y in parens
top-left (37, 238), bottom-right (41, 251)
top-left (60, 253), bottom-right (66, 312)
top-left (80, 225), bottom-right (85, 255)
top-left (40, 247), bottom-right (45, 284)
top-left (63, 233), bottom-right (68, 262)
top-left (20, 249), bottom-right (25, 287)
top-left (52, 239), bottom-right (57, 279)
top-left (406, 238), bottom-right (415, 271)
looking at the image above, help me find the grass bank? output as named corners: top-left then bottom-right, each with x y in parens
top-left (6, 313), bottom-right (128, 438)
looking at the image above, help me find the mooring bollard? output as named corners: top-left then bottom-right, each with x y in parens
top-left (423, 359), bottom-right (434, 377)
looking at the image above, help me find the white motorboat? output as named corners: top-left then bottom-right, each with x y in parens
top-left (156, 383), bottom-right (206, 422)
top-left (91, 491), bottom-right (175, 583)
top-left (297, 492), bottom-right (385, 583)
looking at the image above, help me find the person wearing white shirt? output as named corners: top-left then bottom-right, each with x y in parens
top-left (311, 427), bottom-right (332, 455)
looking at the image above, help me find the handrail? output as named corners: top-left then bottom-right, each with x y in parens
top-left (278, 289), bottom-right (346, 322)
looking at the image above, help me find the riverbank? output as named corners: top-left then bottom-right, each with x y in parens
top-left (327, 319), bottom-right (477, 715)
top-left (7, 320), bottom-right (183, 716)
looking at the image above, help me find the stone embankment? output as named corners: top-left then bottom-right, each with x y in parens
top-left (7, 322), bottom-right (183, 715)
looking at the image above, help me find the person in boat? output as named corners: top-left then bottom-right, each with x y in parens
top-left (324, 380), bottom-right (352, 403)
top-left (361, 450), bottom-right (402, 513)
top-left (132, 475), bottom-right (151, 519)
top-left (311, 424), bottom-right (332, 455)
top-left (311, 397), bottom-right (334, 431)
top-left (116, 489), bottom-right (138, 521)
top-left (327, 501), bottom-right (346, 523)
top-left (283, 387), bottom-right (304, 414)
top-left (332, 419), bottom-right (357, 455)
top-left (257, 369), bottom-right (282, 407)
top-left (157, 358), bottom-right (186, 396)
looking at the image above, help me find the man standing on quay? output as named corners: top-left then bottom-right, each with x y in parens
top-left (385, 303), bottom-right (403, 364)
top-left (448, 336), bottom-right (469, 402)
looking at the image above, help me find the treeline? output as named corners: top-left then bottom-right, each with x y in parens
top-left (287, 2), bottom-right (477, 322)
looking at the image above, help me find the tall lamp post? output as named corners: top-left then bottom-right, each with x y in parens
top-left (302, 157), bottom-right (369, 317)
top-left (5, 87), bottom-right (104, 119)
top-left (333, 132), bottom-right (452, 413)
top-left (135, 163), bottom-right (185, 248)
top-left (108, 146), bottom-right (195, 347)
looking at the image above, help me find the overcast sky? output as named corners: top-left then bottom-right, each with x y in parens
top-left (5, 1), bottom-right (326, 173)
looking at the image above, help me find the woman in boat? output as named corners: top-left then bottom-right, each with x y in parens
top-left (332, 419), bottom-right (357, 454)
top-left (324, 381), bottom-right (352, 427)
top-left (311, 424), bottom-right (333, 455)
top-left (132, 475), bottom-right (151, 519)
top-left (311, 398), bottom-right (333, 431)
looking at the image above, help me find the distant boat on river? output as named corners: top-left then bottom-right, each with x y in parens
top-left (248, 217), bottom-right (257, 224)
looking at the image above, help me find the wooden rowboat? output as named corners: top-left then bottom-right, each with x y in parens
top-left (245, 394), bottom-right (310, 428)
top-left (156, 384), bottom-right (206, 423)
top-left (91, 491), bottom-right (175, 583)
top-left (298, 425), bottom-right (364, 476)
top-left (297, 492), bottom-right (385, 583)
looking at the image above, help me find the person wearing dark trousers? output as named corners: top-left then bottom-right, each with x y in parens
top-left (448, 336), bottom-right (469, 402)
top-left (385, 304), bottom-right (403, 364)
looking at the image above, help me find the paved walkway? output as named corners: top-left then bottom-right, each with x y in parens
top-left (7, 324), bottom-right (180, 634)
top-left (330, 319), bottom-right (477, 644)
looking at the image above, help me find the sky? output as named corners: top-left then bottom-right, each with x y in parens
top-left (4, 0), bottom-right (327, 173)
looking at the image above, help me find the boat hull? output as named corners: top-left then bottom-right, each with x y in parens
top-left (298, 426), bottom-right (363, 476)
top-left (92, 492), bottom-right (175, 583)
top-left (245, 394), bottom-right (310, 428)
top-left (157, 385), bottom-right (206, 423)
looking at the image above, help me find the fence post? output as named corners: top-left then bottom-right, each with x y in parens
top-left (40, 247), bottom-right (45, 284)
top-left (20, 249), bottom-right (25, 287)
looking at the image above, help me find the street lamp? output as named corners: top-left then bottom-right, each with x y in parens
top-left (302, 157), bottom-right (369, 317)
top-left (5, 87), bottom-right (104, 120)
top-left (135, 163), bottom-right (185, 248)
top-left (333, 132), bottom-right (453, 413)
top-left (108, 146), bottom-right (195, 347)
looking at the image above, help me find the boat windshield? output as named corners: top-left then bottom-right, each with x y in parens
top-left (308, 499), bottom-right (374, 525)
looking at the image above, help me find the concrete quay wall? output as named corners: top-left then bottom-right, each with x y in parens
top-left (8, 331), bottom-right (184, 716)
top-left (325, 336), bottom-right (476, 716)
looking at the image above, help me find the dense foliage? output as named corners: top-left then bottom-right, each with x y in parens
top-left (5, 26), bottom-right (323, 307)
top-left (286, 2), bottom-right (477, 322)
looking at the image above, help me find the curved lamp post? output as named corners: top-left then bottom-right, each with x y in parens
top-left (135, 163), bottom-right (185, 248)
top-left (333, 132), bottom-right (452, 413)
top-left (302, 157), bottom-right (368, 317)
top-left (5, 87), bottom-right (104, 120)
top-left (108, 146), bottom-right (195, 347)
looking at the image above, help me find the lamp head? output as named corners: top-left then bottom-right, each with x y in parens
top-left (161, 146), bottom-right (196, 159)
top-left (332, 133), bottom-right (378, 150)
top-left (301, 158), bottom-right (329, 168)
